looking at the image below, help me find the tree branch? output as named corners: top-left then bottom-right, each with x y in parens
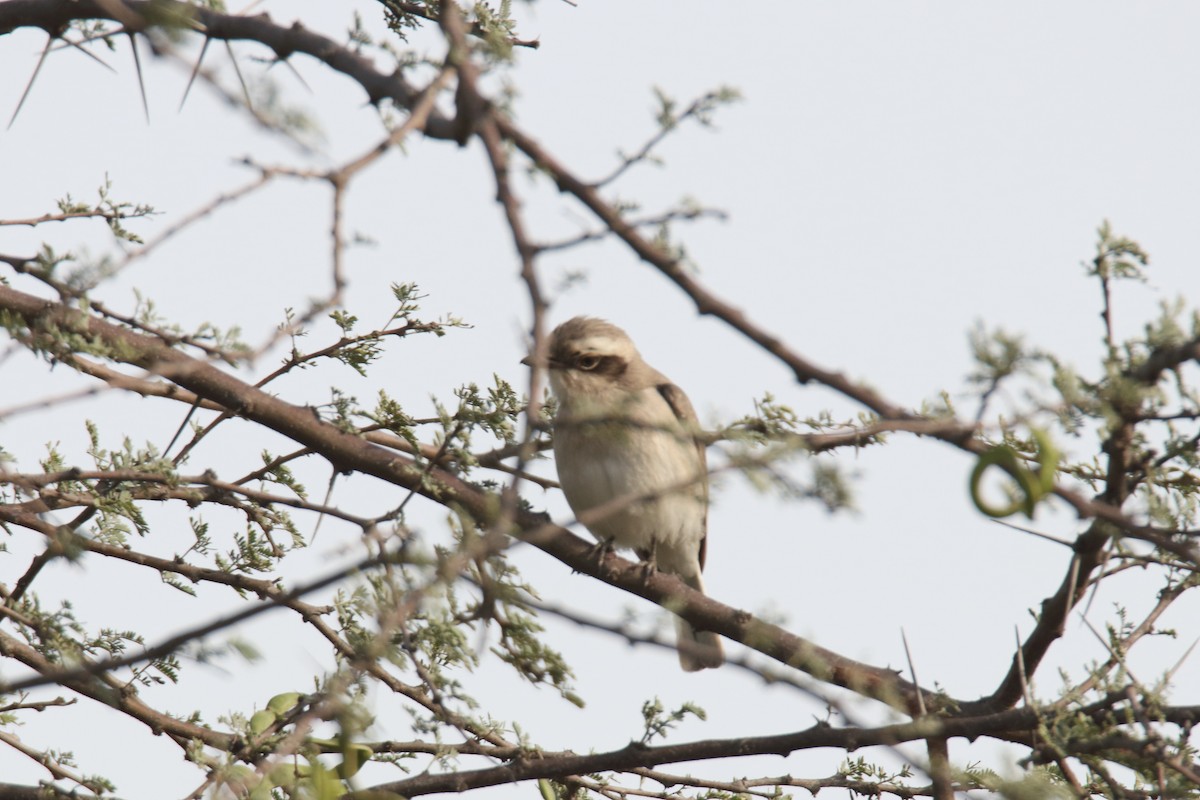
top-left (0, 282), bottom-right (932, 712)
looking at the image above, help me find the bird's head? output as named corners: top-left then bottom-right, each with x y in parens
top-left (526, 316), bottom-right (642, 406)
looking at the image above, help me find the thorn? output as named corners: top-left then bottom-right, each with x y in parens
top-left (179, 36), bottom-right (211, 112)
top-left (989, 518), bottom-right (1074, 547)
top-left (1063, 553), bottom-right (1082, 620)
top-left (58, 37), bottom-right (117, 73)
top-left (1081, 547), bottom-right (1109, 618)
top-left (1079, 611), bottom-right (1143, 687)
top-left (276, 57), bottom-right (312, 94)
top-left (310, 469), bottom-right (338, 545)
top-left (224, 40), bottom-right (254, 112)
top-left (8, 34), bottom-right (53, 130)
top-left (128, 33), bottom-right (150, 123)
top-left (163, 397), bottom-right (202, 462)
top-left (1014, 626), bottom-right (1034, 707)
top-left (49, 26), bottom-right (118, 49)
top-left (900, 627), bottom-right (926, 716)
top-left (1164, 637), bottom-right (1199, 684)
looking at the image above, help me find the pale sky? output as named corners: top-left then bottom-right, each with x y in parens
top-left (1, 2), bottom-right (1199, 796)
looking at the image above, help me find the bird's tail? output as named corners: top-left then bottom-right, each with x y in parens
top-left (675, 573), bottom-right (724, 672)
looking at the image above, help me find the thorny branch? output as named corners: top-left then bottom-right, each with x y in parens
top-left (0, 280), bottom-right (931, 705)
top-left (1, 2), bottom-right (1199, 799)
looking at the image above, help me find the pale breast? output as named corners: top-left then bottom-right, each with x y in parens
top-left (553, 387), bottom-right (705, 559)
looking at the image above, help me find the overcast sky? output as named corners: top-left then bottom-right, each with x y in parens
top-left (2, 2), bottom-right (1199, 796)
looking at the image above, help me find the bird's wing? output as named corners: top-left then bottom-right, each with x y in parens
top-left (656, 381), bottom-right (710, 569)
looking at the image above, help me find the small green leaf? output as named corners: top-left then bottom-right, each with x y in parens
top-left (266, 692), bottom-right (303, 716)
top-left (249, 709), bottom-right (276, 735)
top-left (335, 743), bottom-right (374, 779)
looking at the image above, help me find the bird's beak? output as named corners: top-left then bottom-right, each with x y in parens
top-left (521, 353), bottom-right (559, 369)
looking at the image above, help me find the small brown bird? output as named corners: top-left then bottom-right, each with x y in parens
top-left (534, 316), bottom-right (723, 671)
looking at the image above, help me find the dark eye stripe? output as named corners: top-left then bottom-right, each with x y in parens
top-left (575, 354), bottom-right (626, 377)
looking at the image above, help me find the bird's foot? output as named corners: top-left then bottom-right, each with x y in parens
top-left (635, 546), bottom-right (659, 581)
top-left (588, 537), bottom-right (615, 565)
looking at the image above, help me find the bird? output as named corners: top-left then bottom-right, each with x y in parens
top-left (531, 316), bottom-right (723, 671)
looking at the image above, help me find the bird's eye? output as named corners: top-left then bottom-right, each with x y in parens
top-left (576, 355), bottom-right (601, 371)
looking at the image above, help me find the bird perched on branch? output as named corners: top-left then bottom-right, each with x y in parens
top-left (528, 316), bottom-right (723, 671)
